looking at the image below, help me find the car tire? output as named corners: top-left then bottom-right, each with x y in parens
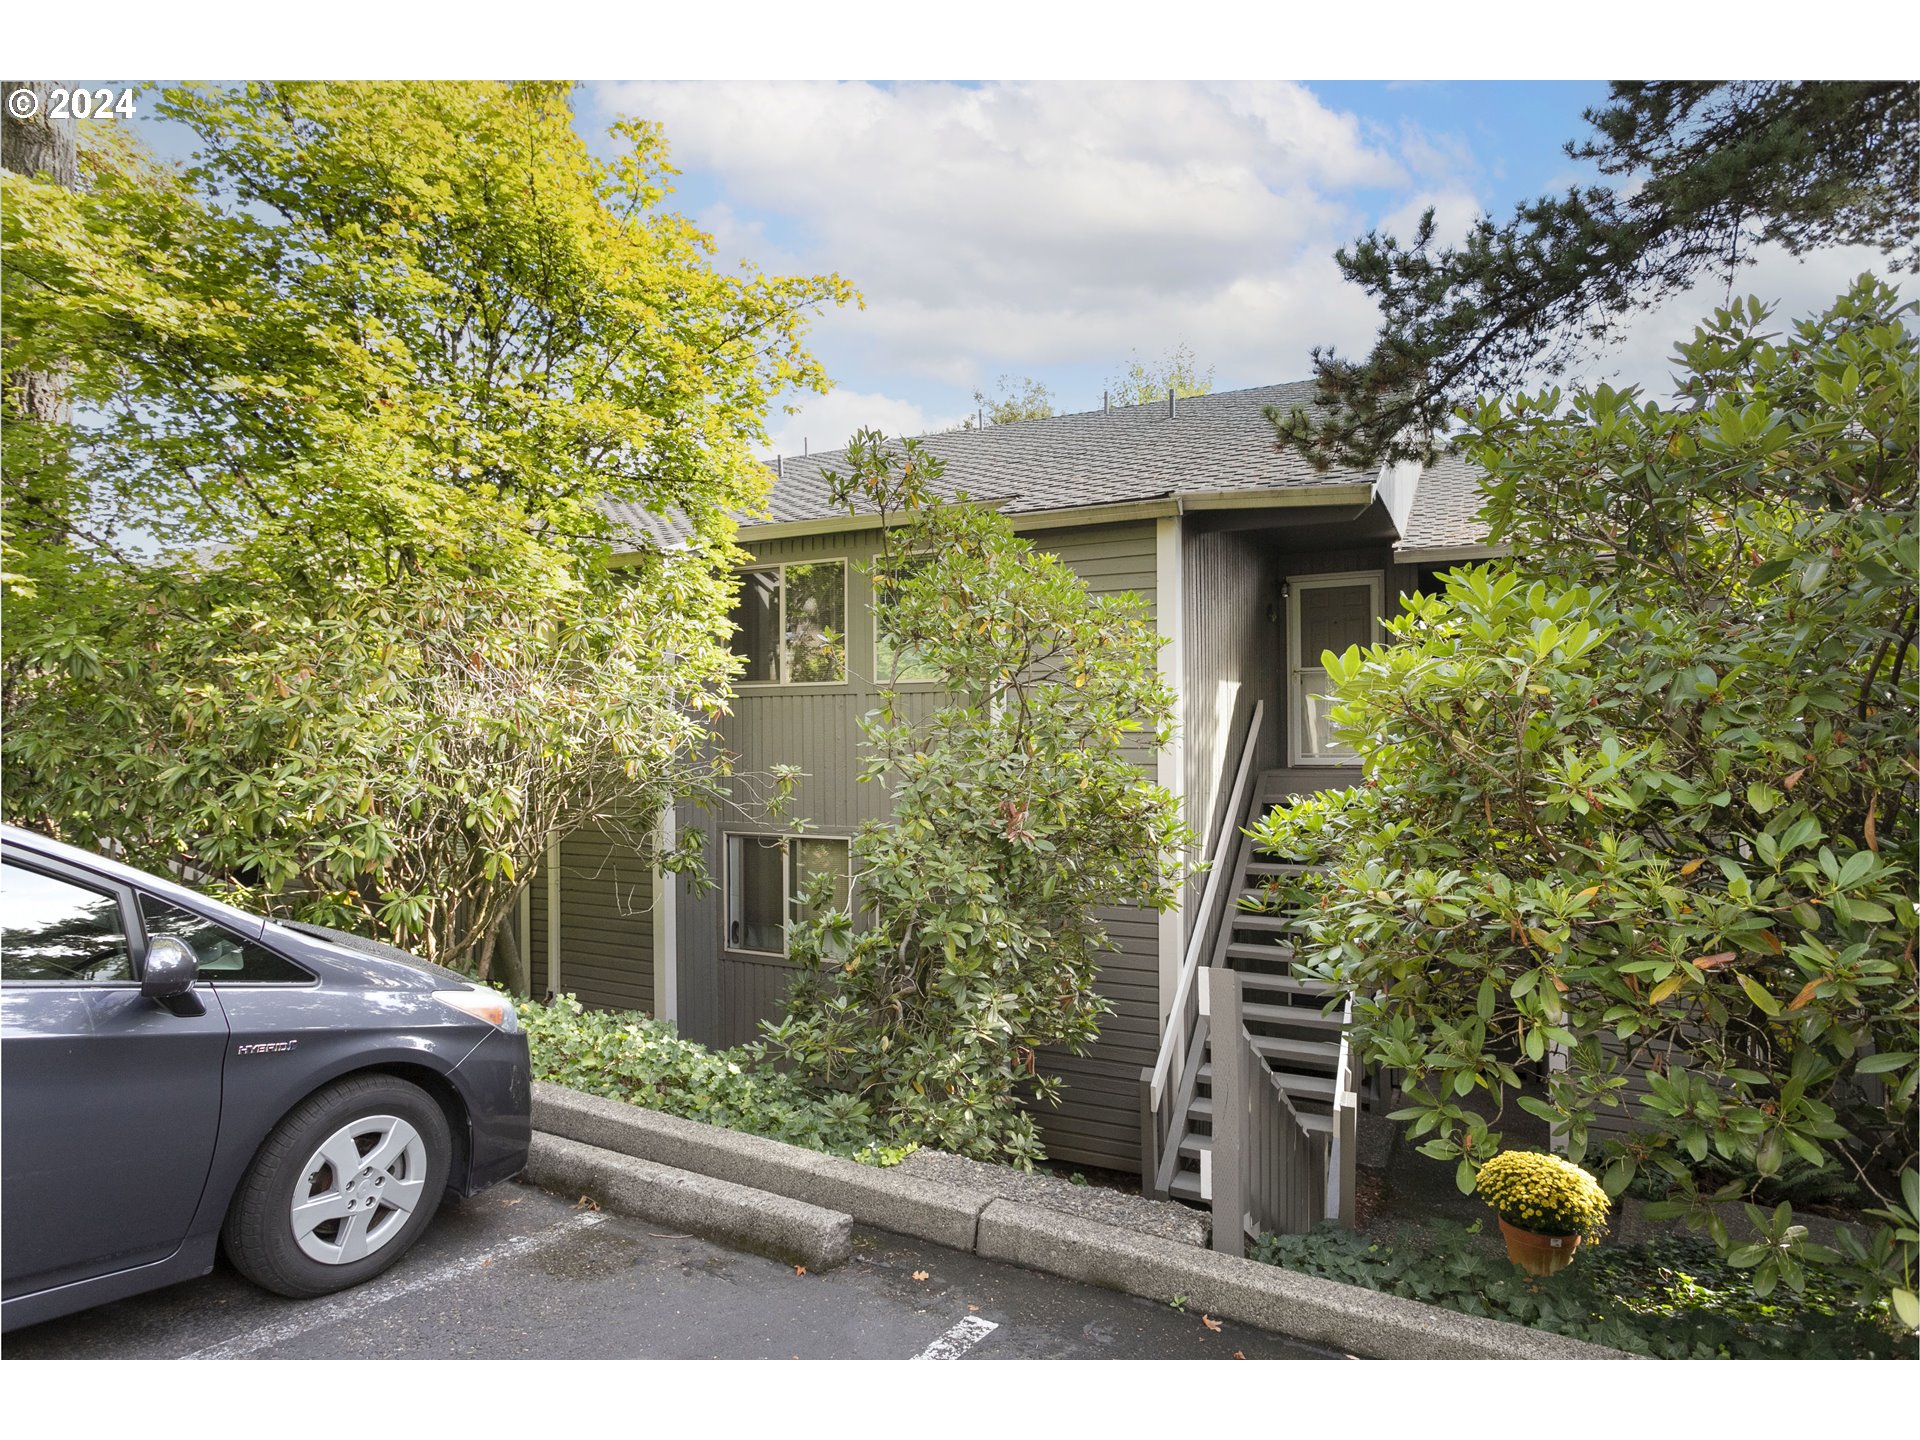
top-left (223, 1073), bottom-right (451, 1299)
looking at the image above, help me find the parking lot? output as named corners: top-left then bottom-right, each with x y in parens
top-left (6, 1179), bottom-right (1343, 1361)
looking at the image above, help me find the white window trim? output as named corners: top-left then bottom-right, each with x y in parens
top-left (1287, 570), bottom-right (1383, 768)
top-left (719, 830), bottom-right (853, 960)
top-left (733, 559), bottom-right (852, 689)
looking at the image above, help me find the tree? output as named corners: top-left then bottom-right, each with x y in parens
top-left (961, 372), bottom-right (1056, 428)
top-left (2, 81), bottom-right (854, 974)
top-left (1273, 82), bottom-right (1920, 470)
top-left (1250, 279), bottom-right (1917, 1326)
top-left (1106, 341), bottom-right (1214, 406)
top-left (761, 431), bottom-right (1194, 1165)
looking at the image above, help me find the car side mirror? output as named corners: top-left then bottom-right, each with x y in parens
top-left (142, 934), bottom-right (200, 1001)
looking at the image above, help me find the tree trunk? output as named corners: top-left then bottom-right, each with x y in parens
top-left (3, 82), bottom-right (80, 540)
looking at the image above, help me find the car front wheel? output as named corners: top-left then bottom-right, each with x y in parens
top-left (223, 1074), bottom-right (451, 1298)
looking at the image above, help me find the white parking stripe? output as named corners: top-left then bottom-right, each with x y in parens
top-left (911, 1313), bottom-right (1000, 1361)
top-left (181, 1212), bottom-right (608, 1360)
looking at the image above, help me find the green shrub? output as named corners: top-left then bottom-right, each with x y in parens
top-left (1251, 1222), bottom-right (1909, 1359)
top-left (519, 994), bottom-right (913, 1167)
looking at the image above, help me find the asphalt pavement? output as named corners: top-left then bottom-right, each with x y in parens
top-left (4, 1178), bottom-right (1344, 1360)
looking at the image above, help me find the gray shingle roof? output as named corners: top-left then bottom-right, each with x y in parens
top-left (1394, 449), bottom-right (1498, 557)
top-left (603, 380), bottom-right (1380, 548)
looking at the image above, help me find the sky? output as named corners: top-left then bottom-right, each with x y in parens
top-left (571, 80), bottom-right (1901, 458)
top-left (92, 76), bottom-right (1907, 463)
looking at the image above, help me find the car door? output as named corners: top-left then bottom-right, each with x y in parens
top-left (0, 853), bottom-right (230, 1299)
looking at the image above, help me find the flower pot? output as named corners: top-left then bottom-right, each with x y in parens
top-left (1498, 1217), bottom-right (1583, 1277)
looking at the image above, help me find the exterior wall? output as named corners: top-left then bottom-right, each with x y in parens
top-left (673, 519), bottom-right (1163, 1171)
top-left (1179, 528), bottom-right (1284, 933)
top-left (528, 825), bottom-right (655, 1015)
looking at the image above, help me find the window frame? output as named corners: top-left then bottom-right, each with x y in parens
top-left (0, 854), bottom-right (143, 989)
top-left (719, 830), bottom-right (854, 960)
top-left (869, 548), bottom-right (942, 688)
top-left (731, 558), bottom-right (851, 689)
top-left (1286, 569), bottom-right (1383, 768)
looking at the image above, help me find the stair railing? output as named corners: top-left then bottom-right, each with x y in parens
top-left (1139, 701), bottom-right (1264, 1196)
top-left (1205, 966), bottom-right (1324, 1254)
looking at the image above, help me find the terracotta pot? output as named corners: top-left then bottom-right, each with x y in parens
top-left (1498, 1217), bottom-right (1583, 1277)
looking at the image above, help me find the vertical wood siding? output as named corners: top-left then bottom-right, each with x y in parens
top-left (676, 520), bottom-right (1164, 1170)
top-left (528, 825), bottom-right (655, 1016)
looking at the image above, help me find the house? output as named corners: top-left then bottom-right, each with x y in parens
top-left (517, 380), bottom-right (1496, 1214)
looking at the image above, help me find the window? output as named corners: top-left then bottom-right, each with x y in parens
top-left (0, 860), bottom-right (132, 983)
top-left (724, 834), bottom-right (852, 956)
top-left (1287, 572), bottom-right (1383, 766)
top-left (872, 552), bottom-right (940, 684)
top-left (141, 895), bottom-right (314, 984)
top-left (729, 561), bottom-right (848, 685)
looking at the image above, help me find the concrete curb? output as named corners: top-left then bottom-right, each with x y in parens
top-left (524, 1131), bottom-right (853, 1271)
top-left (530, 1083), bottom-right (1632, 1360)
top-left (533, 1083), bottom-right (994, 1252)
top-left (975, 1198), bottom-right (1626, 1360)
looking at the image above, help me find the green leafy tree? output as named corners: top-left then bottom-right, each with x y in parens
top-left (761, 430), bottom-right (1194, 1165)
top-left (1274, 82), bottom-right (1920, 469)
top-left (961, 372), bottom-right (1056, 428)
top-left (1250, 279), bottom-right (1917, 1327)
top-left (2, 81), bottom-right (853, 973)
top-left (1106, 341), bottom-right (1214, 406)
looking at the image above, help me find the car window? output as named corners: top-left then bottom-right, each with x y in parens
top-left (140, 895), bottom-right (314, 984)
top-left (0, 859), bottom-right (134, 983)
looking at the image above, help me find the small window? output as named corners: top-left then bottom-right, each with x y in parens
top-left (724, 834), bottom-right (851, 956)
top-left (0, 860), bottom-right (133, 983)
top-left (872, 552), bottom-right (940, 684)
top-left (729, 561), bottom-right (847, 685)
top-left (141, 895), bottom-right (314, 984)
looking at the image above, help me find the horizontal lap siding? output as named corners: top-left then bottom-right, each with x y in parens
top-left (687, 522), bottom-right (1164, 1171)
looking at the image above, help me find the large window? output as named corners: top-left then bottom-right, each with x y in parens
top-left (1287, 572), bottom-right (1382, 766)
top-left (724, 834), bottom-right (852, 957)
top-left (0, 861), bottom-right (132, 983)
top-left (872, 552), bottom-right (940, 684)
top-left (730, 561), bottom-right (847, 685)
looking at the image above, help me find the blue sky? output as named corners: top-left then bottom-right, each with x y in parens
top-left (108, 79), bottom-right (1901, 460)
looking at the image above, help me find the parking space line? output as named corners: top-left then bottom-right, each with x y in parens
top-left (910, 1313), bottom-right (1000, 1361)
top-left (181, 1212), bottom-right (608, 1360)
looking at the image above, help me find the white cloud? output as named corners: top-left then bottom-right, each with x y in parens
top-left (1569, 242), bottom-right (1910, 400)
top-left (764, 387), bottom-right (961, 458)
top-left (596, 80), bottom-right (1401, 390)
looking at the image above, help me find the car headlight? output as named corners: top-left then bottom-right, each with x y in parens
top-left (433, 987), bottom-right (521, 1033)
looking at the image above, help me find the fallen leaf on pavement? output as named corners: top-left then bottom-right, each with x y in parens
top-left (499, 1195), bottom-right (522, 1206)
top-left (912, 1270), bottom-right (930, 1281)
top-left (1232, 1351), bottom-right (1246, 1360)
top-left (967, 1304), bottom-right (980, 1313)
top-left (1201, 1315), bottom-right (1222, 1332)
top-left (574, 1195), bottom-right (600, 1211)
top-left (794, 1266), bottom-right (807, 1276)
top-left (481, 1257), bottom-right (492, 1267)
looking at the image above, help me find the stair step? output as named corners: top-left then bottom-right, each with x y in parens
top-left (1254, 1035), bottom-right (1341, 1066)
top-left (1179, 1133), bottom-right (1211, 1157)
top-left (1241, 1000), bottom-right (1344, 1029)
top-left (1228, 913), bottom-right (1308, 933)
top-left (1239, 972), bottom-right (1335, 997)
top-left (1182, 1101), bottom-right (1333, 1145)
top-left (1169, 1169), bottom-right (1203, 1201)
top-left (1245, 861), bottom-right (1316, 877)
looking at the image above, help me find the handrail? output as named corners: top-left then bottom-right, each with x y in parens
top-left (1146, 700), bottom-right (1264, 1112)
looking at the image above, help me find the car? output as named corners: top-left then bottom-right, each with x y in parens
top-left (0, 824), bottom-right (531, 1332)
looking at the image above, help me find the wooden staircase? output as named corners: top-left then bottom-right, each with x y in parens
top-left (1157, 768), bottom-right (1350, 1207)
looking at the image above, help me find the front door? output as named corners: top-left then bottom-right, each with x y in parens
top-left (1287, 571), bottom-right (1383, 766)
top-left (0, 854), bottom-right (229, 1298)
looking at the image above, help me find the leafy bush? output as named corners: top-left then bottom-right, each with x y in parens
top-left (759, 432), bottom-right (1193, 1168)
top-left (1251, 1222), bottom-right (1909, 1359)
top-left (520, 995), bottom-right (912, 1167)
top-left (1475, 1150), bottom-right (1611, 1237)
top-left (1249, 280), bottom-right (1917, 1323)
